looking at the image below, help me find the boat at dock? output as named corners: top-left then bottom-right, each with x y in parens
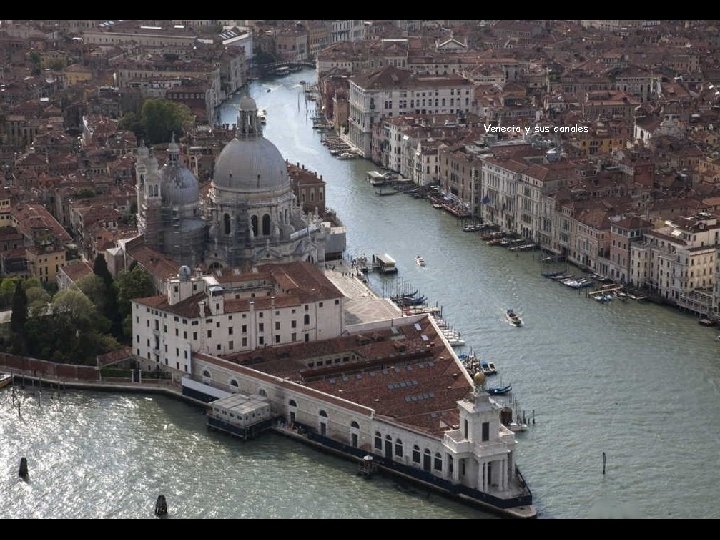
top-left (367, 171), bottom-right (388, 187)
top-left (487, 384), bottom-right (512, 396)
top-left (509, 421), bottom-right (528, 432)
top-left (375, 187), bottom-right (399, 196)
top-left (699, 318), bottom-right (718, 327)
top-left (481, 361), bottom-right (498, 376)
top-left (0, 372), bottom-right (12, 389)
top-left (372, 253), bottom-right (398, 274)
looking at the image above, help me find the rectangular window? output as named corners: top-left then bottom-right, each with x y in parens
top-left (242, 324), bottom-right (247, 333)
top-left (207, 330), bottom-right (212, 338)
top-left (291, 320), bottom-right (297, 328)
top-left (482, 421), bottom-right (490, 441)
top-left (275, 335), bottom-right (280, 344)
top-left (242, 337), bottom-right (247, 347)
top-left (259, 336), bottom-right (264, 345)
top-left (259, 323), bottom-right (264, 332)
top-left (291, 332), bottom-right (297, 342)
top-left (229, 341), bottom-right (233, 350)
top-left (193, 332), bottom-right (197, 341)
top-left (275, 321), bottom-right (280, 331)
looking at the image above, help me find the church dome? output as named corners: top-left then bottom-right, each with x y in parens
top-left (212, 137), bottom-right (290, 192)
top-left (161, 164), bottom-right (199, 206)
top-left (239, 95), bottom-right (257, 111)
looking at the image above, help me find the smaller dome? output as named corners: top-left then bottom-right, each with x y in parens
top-left (473, 371), bottom-right (486, 387)
top-left (239, 95), bottom-right (257, 111)
top-left (161, 165), bottom-right (199, 206)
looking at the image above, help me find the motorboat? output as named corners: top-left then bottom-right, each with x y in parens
top-left (487, 384), bottom-right (512, 395)
top-left (480, 361), bottom-right (497, 376)
top-left (415, 256), bottom-right (426, 267)
top-left (506, 310), bottom-right (522, 327)
top-left (0, 372), bottom-right (11, 389)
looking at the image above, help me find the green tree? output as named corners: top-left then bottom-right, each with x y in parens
top-left (115, 266), bottom-right (155, 340)
top-left (10, 280), bottom-right (28, 354)
top-left (93, 254), bottom-right (113, 289)
top-left (76, 274), bottom-right (109, 312)
top-left (0, 279), bottom-right (17, 309)
top-left (118, 111), bottom-right (144, 140)
top-left (25, 289), bottom-right (120, 364)
top-left (92, 254), bottom-right (122, 339)
top-left (22, 277), bottom-right (42, 291)
top-left (25, 286), bottom-right (51, 317)
top-left (29, 51), bottom-right (41, 75)
top-left (52, 288), bottom-right (96, 327)
top-left (140, 99), bottom-right (193, 144)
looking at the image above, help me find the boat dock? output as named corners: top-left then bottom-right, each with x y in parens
top-left (206, 393), bottom-right (276, 440)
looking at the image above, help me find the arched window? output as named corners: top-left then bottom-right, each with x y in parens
top-left (259, 389), bottom-right (267, 397)
top-left (319, 410), bottom-right (328, 417)
top-left (262, 213), bottom-right (271, 236)
top-left (434, 452), bottom-right (443, 471)
top-left (413, 445), bottom-right (421, 463)
top-left (395, 438), bottom-right (403, 458)
top-left (224, 213), bottom-right (231, 235)
top-left (230, 379), bottom-right (239, 387)
top-left (350, 421), bottom-right (360, 429)
top-left (374, 431), bottom-right (382, 450)
top-left (251, 215), bottom-right (258, 237)
top-left (202, 369), bottom-right (211, 378)
top-left (289, 399), bottom-right (297, 407)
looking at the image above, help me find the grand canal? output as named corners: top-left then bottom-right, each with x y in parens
top-left (2, 69), bottom-right (720, 518)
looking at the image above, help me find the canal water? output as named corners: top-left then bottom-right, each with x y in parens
top-left (2, 69), bottom-right (719, 518)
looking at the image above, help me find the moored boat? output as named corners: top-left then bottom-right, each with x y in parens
top-left (487, 384), bottom-right (512, 396)
top-left (0, 372), bottom-right (12, 389)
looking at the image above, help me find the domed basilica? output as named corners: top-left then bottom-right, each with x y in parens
top-left (135, 96), bottom-right (328, 270)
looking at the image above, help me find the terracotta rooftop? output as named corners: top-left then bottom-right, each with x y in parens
top-left (220, 315), bottom-right (472, 438)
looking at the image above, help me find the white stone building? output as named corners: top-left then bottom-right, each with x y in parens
top-left (347, 66), bottom-right (474, 157)
top-left (132, 261), bottom-right (344, 372)
top-left (630, 213), bottom-right (720, 312)
top-left (183, 314), bottom-right (533, 515)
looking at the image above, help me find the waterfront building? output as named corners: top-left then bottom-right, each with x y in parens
top-left (186, 313), bottom-right (533, 516)
top-left (132, 261), bottom-right (344, 373)
top-left (479, 153), bottom-right (573, 248)
top-left (630, 213), bottom-right (720, 314)
top-left (347, 66), bottom-right (474, 157)
top-left (607, 216), bottom-right (652, 284)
